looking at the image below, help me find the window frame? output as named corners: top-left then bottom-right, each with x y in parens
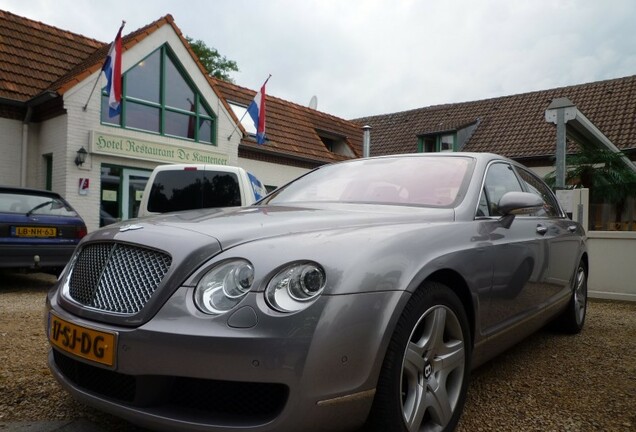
top-left (418, 133), bottom-right (456, 153)
top-left (100, 45), bottom-right (217, 145)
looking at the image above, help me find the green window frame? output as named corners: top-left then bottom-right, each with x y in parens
top-left (417, 133), bottom-right (456, 153)
top-left (44, 154), bottom-right (52, 190)
top-left (101, 45), bottom-right (217, 145)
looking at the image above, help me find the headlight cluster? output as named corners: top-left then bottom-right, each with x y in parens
top-left (194, 259), bottom-right (255, 315)
top-left (194, 260), bottom-right (326, 315)
top-left (266, 262), bottom-right (326, 312)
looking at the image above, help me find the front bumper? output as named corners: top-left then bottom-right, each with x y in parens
top-left (46, 285), bottom-right (408, 432)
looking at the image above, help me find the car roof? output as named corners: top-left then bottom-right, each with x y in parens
top-left (329, 152), bottom-right (512, 166)
top-left (0, 186), bottom-right (63, 198)
top-left (151, 164), bottom-right (244, 173)
top-left (365, 152), bottom-right (505, 160)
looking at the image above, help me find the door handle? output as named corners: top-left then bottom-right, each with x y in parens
top-left (568, 225), bottom-right (578, 233)
top-left (536, 225), bottom-right (548, 235)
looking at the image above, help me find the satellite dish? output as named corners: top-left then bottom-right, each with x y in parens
top-left (308, 95), bottom-right (318, 110)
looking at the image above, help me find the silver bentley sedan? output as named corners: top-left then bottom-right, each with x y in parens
top-left (46, 153), bottom-right (588, 432)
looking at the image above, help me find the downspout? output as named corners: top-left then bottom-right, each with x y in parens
top-left (21, 106), bottom-right (33, 187)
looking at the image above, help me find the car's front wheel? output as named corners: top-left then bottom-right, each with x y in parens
top-left (366, 281), bottom-right (471, 432)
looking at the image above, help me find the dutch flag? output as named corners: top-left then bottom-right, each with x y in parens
top-left (102, 23), bottom-right (125, 117)
top-left (247, 76), bottom-right (270, 145)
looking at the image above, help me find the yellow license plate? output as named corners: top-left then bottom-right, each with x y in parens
top-left (48, 313), bottom-right (117, 367)
top-left (16, 226), bottom-right (57, 237)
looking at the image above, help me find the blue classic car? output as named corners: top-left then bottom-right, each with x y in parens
top-left (0, 186), bottom-right (86, 274)
top-left (45, 153), bottom-right (587, 432)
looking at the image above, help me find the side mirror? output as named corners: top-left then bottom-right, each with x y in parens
top-left (498, 191), bottom-right (544, 216)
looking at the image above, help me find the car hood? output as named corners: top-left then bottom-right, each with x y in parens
top-left (132, 203), bottom-right (455, 250)
top-left (66, 204), bottom-right (455, 326)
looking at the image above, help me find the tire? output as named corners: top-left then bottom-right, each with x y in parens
top-left (556, 261), bottom-right (588, 334)
top-left (366, 281), bottom-right (471, 432)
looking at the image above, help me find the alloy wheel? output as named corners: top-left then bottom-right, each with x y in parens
top-left (400, 305), bottom-right (465, 432)
top-left (573, 266), bottom-right (587, 325)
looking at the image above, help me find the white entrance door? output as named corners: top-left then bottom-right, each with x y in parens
top-left (121, 169), bottom-right (151, 221)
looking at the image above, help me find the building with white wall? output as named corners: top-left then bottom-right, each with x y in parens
top-left (0, 11), bottom-right (363, 232)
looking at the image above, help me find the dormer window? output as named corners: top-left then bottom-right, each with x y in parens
top-left (228, 102), bottom-right (257, 138)
top-left (418, 133), bottom-right (456, 153)
top-left (321, 136), bottom-right (337, 152)
top-left (422, 136), bottom-right (436, 152)
top-left (440, 134), bottom-right (454, 152)
top-left (316, 129), bottom-right (355, 157)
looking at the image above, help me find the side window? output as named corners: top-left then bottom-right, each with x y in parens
top-left (478, 163), bottom-right (523, 217)
top-left (516, 168), bottom-right (561, 217)
top-left (477, 190), bottom-right (489, 217)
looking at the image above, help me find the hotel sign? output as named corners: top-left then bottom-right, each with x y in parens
top-left (90, 131), bottom-right (228, 165)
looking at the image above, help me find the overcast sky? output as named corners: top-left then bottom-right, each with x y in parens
top-left (4, 0), bottom-right (636, 119)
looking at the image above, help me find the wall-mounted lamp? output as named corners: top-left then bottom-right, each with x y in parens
top-left (75, 147), bottom-right (88, 166)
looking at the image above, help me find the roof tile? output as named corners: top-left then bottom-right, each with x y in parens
top-left (212, 78), bottom-right (363, 163)
top-left (355, 75), bottom-right (636, 159)
top-left (0, 10), bottom-right (103, 101)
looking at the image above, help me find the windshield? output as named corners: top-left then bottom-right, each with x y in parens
top-left (263, 156), bottom-right (475, 208)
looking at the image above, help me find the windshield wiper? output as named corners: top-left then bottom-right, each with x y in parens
top-left (26, 200), bottom-right (54, 217)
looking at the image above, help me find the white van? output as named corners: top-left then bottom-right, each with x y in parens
top-left (138, 164), bottom-right (265, 217)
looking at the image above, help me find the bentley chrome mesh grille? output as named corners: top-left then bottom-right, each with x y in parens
top-left (68, 243), bottom-right (172, 314)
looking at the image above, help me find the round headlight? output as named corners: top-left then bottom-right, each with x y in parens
top-left (194, 259), bottom-right (254, 315)
top-left (266, 262), bottom-right (326, 312)
top-left (223, 262), bottom-right (255, 298)
top-left (289, 265), bottom-right (326, 300)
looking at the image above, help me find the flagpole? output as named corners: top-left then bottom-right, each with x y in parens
top-left (226, 109), bottom-right (250, 141)
top-left (227, 74), bottom-right (271, 141)
top-left (83, 21), bottom-right (126, 112)
top-left (82, 69), bottom-right (105, 112)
